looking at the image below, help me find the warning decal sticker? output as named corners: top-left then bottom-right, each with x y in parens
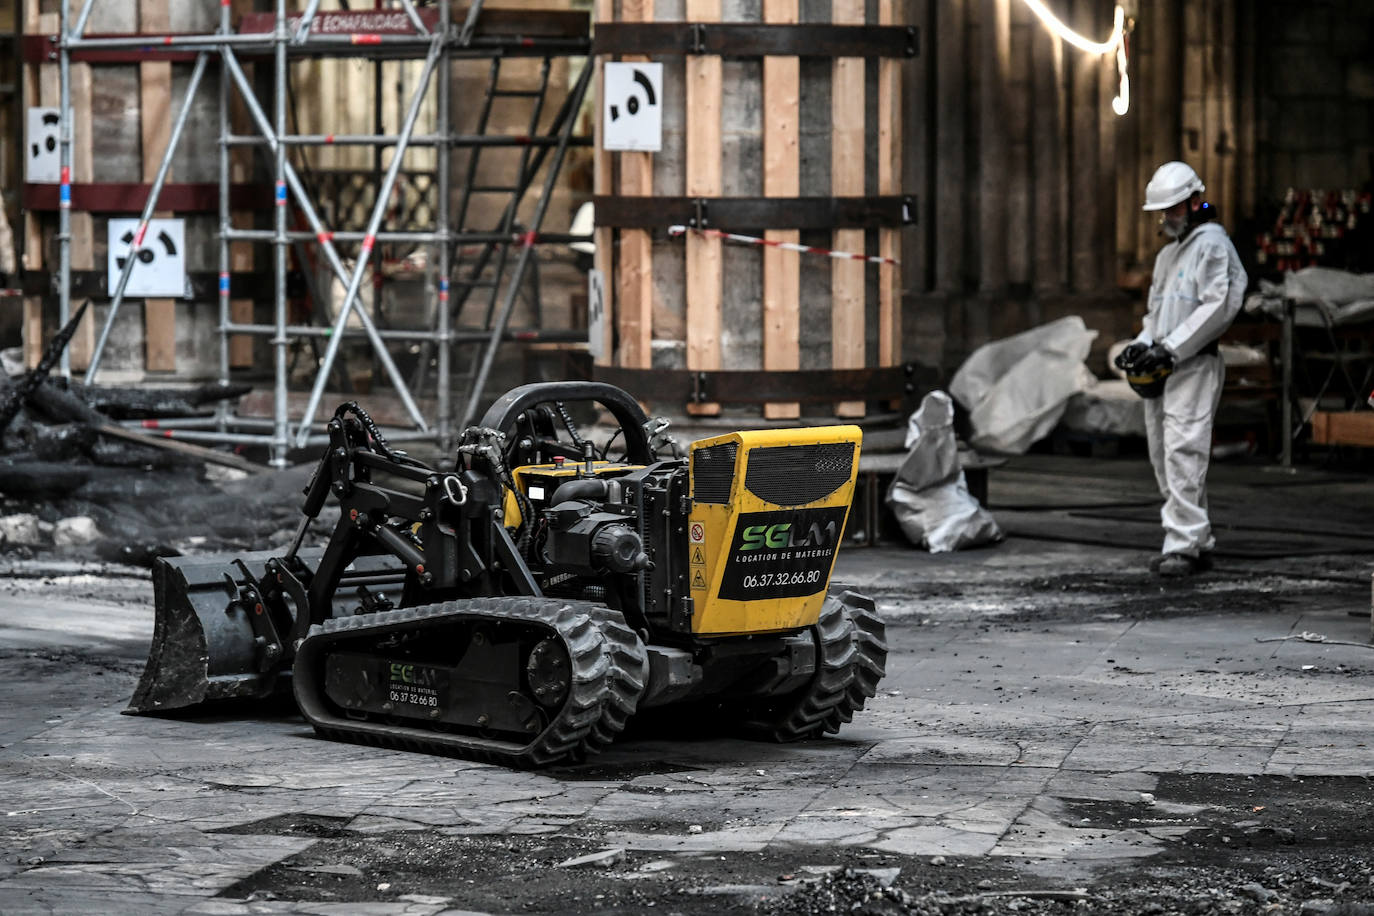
top-left (718, 507), bottom-right (847, 601)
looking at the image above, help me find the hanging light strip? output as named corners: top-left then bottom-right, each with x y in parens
top-left (1018, 0), bottom-right (1130, 115)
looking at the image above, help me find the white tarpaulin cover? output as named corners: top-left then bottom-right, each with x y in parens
top-left (887, 391), bottom-right (1003, 553)
top-left (1244, 266), bottom-right (1374, 327)
top-left (1060, 379), bottom-right (1147, 438)
top-left (949, 316), bottom-right (1099, 454)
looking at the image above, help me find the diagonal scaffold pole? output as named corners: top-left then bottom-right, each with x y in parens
top-left (85, 52), bottom-right (210, 382)
top-left (458, 61), bottom-right (593, 429)
top-left (291, 0), bottom-right (323, 44)
top-left (292, 34), bottom-right (445, 448)
top-left (434, 0), bottom-right (454, 447)
top-left (396, 0), bottom-right (430, 36)
top-left (220, 47), bottom-right (430, 435)
top-left (410, 58), bottom-right (586, 397)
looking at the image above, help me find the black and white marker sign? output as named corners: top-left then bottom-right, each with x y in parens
top-left (26, 108), bottom-right (61, 184)
top-left (108, 218), bottom-right (187, 298)
top-left (603, 62), bottom-right (663, 152)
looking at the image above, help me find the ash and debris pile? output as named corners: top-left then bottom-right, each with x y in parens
top-left (0, 365), bottom-right (320, 565)
top-left (757, 862), bottom-right (1374, 916)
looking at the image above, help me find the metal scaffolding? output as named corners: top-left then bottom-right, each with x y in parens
top-left (51, 1), bottom-right (592, 466)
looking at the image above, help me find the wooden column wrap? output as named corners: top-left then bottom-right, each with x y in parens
top-left (600, 0), bottom-right (909, 419)
top-left (877, 0), bottom-right (902, 374)
top-left (831, 0), bottom-right (866, 418)
top-left (593, 0), bottom-right (615, 367)
top-left (616, 0), bottom-right (654, 371)
top-left (684, 0), bottom-right (722, 417)
top-left (22, 3), bottom-right (57, 370)
top-left (762, 0), bottom-right (800, 420)
top-left (140, 0), bottom-right (176, 373)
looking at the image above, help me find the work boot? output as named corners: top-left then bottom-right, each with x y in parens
top-left (1155, 553), bottom-right (1202, 578)
top-left (1149, 551), bottom-right (1214, 574)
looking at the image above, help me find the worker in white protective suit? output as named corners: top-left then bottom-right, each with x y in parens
top-left (1114, 161), bottom-right (1247, 578)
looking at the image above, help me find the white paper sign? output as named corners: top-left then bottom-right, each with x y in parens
top-left (603, 62), bottom-right (663, 152)
top-left (26, 107), bottom-right (61, 183)
top-left (108, 218), bottom-right (187, 298)
top-left (587, 268), bottom-right (607, 361)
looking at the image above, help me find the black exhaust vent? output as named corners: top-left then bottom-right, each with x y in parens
top-left (745, 442), bottom-right (855, 507)
top-left (692, 442), bottom-right (738, 504)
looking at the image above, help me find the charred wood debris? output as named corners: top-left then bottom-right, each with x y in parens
top-left (0, 342), bottom-right (315, 565)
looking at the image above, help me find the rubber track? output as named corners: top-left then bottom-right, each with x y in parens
top-left (293, 597), bottom-right (647, 767)
top-left (752, 591), bottom-right (888, 742)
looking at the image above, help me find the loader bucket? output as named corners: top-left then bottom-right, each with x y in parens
top-left (125, 550), bottom-right (285, 714)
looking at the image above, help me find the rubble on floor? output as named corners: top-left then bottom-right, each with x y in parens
top-left (0, 374), bottom-right (318, 566)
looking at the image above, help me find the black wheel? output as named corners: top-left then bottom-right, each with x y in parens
top-left (739, 590), bottom-right (888, 742)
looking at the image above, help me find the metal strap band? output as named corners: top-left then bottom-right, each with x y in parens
top-left (593, 23), bottom-right (918, 58)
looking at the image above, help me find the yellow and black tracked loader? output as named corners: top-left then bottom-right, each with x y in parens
top-left (127, 382), bottom-right (887, 767)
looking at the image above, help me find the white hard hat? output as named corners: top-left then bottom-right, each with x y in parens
top-left (1142, 161), bottom-right (1205, 211)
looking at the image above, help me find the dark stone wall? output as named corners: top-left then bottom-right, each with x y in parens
top-left (1254, 0), bottom-right (1374, 194)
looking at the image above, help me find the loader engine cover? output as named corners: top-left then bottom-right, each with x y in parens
top-left (686, 428), bottom-right (861, 635)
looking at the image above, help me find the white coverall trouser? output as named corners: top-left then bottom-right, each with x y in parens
top-left (1143, 352), bottom-right (1224, 557)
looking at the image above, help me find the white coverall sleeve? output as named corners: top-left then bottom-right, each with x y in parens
top-left (1136, 275), bottom-right (1160, 346)
top-left (1161, 242), bottom-right (1242, 361)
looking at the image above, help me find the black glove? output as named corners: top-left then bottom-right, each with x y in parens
top-left (1114, 342), bottom-right (1149, 371)
top-left (1132, 343), bottom-right (1176, 374)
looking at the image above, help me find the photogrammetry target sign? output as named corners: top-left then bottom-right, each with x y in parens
top-left (26, 107), bottom-right (61, 183)
top-left (587, 268), bottom-right (606, 361)
top-left (603, 62), bottom-right (662, 152)
top-left (107, 219), bottom-right (187, 298)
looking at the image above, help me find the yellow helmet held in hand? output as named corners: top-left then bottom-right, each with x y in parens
top-left (1127, 363), bottom-right (1174, 399)
top-left (1122, 343), bottom-right (1177, 398)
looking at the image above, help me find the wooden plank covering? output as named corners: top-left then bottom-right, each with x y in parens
top-left (684, 0), bottom-right (722, 417)
top-left (616, 0), bottom-right (654, 371)
top-left (831, 0), bottom-right (865, 417)
top-left (593, 0), bottom-right (614, 366)
top-left (21, 3), bottom-right (57, 369)
top-left (762, 0), bottom-right (800, 420)
top-left (1310, 412), bottom-right (1374, 449)
top-left (877, 0), bottom-right (902, 375)
top-left (140, 0), bottom-right (176, 373)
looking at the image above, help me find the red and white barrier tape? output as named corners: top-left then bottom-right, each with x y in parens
top-left (667, 225), bottom-right (899, 266)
